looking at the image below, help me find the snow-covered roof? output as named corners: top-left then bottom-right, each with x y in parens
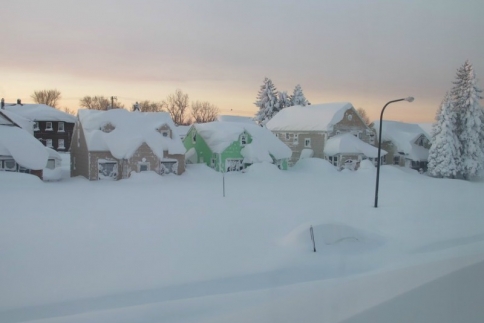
top-left (0, 110), bottom-right (34, 134)
top-left (175, 125), bottom-right (192, 137)
top-left (417, 123), bottom-right (433, 138)
top-left (0, 125), bottom-right (49, 170)
top-left (324, 133), bottom-right (386, 158)
top-left (266, 102), bottom-right (355, 132)
top-left (194, 121), bottom-right (292, 161)
top-left (4, 103), bottom-right (76, 123)
top-left (78, 109), bottom-right (186, 159)
top-left (217, 115), bottom-right (255, 124)
top-left (373, 121), bottom-right (429, 160)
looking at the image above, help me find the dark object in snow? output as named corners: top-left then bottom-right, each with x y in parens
top-left (310, 225), bottom-right (316, 252)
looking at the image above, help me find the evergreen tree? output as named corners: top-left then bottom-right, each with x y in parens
top-left (428, 93), bottom-right (460, 178)
top-left (254, 77), bottom-right (280, 125)
top-left (290, 84), bottom-right (309, 106)
top-left (278, 91), bottom-right (291, 111)
top-left (450, 60), bottom-right (484, 179)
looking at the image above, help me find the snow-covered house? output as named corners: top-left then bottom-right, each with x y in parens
top-left (71, 109), bottom-right (186, 181)
top-left (324, 133), bottom-right (387, 169)
top-left (373, 121), bottom-right (431, 171)
top-left (0, 110), bottom-right (49, 179)
top-left (183, 121), bottom-right (292, 172)
top-left (4, 102), bottom-right (76, 151)
top-left (266, 102), bottom-right (376, 166)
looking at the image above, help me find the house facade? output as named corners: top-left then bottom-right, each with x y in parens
top-left (373, 121), bottom-right (431, 171)
top-left (71, 109), bottom-right (186, 181)
top-left (0, 110), bottom-right (49, 179)
top-left (183, 121), bottom-right (291, 172)
top-left (4, 102), bottom-right (76, 151)
top-left (266, 102), bottom-right (377, 167)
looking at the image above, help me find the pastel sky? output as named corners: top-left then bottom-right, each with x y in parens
top-left (2, 0), bottom-right (483, 122)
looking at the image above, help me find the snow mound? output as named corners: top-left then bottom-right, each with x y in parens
top-left (245, 162), bottom-right (282, 175)
top-left (291, 158), bottom-right (338, 174)
top-left (283, 223), bottom-right (385, 254)
top-left (43, 168), bottom-right (62, 181)
top-left (124, 171), bottom-right (162, 183)
top-left (358, 159), bottom-right (376, 171)
top-left (0, 171), bottom-right (43, 187)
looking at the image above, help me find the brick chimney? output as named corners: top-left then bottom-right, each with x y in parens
top-left (17, 99), bottom-right (22, 105)
top-left (1, 98), bottom-right (4, 109)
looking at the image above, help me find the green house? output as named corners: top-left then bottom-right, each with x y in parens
top-left (183, 121), bottom-right (292, 172)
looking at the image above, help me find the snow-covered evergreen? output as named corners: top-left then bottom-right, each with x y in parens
top-left (254, 77), bottom-right (280, 125)
top-left (450, 60), bottom-right (484, 179)
top-left (427, 93), bottom-right (460, 178)
top-left (278, 91), bottom-right (291, 111)
top-left (290, 84), bottom-right (309, 106)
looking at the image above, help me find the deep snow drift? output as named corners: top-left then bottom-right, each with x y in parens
top-left (1, 155), bottom-right (484, 323)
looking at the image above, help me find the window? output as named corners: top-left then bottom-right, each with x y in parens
top-left (333, 156), bottom-right (338, 166)
top-left (393, 156), bottom-right (400, 165)
top-left (46, 122), bottom-right (53, 131)
top-left (304, 138), bottom-right (311, 148)
top-left (162, 131), bottom-right (169, 137)
top-left (33, 122), bottom-right (39, 131)
top-left (46, 139), bottom-right (53, 148)
top-left (58, 139), bottom-right (65, 150)
top-left (285, 133), bottom-right (290, 140)
top-left (192, 131), bottom-right (197, 143)
top-left (211, 158), bottom-right (216, 168)
top-left (369, 133), bottom-right (375, 145)
top-left (293, 134), bottom-right (298, 143)
top-left (240, 134), bottom-right (247, 146)
top-left (46, 159), bottom-right (56, 170)
top-left (58, 122), bottom-right (65, 132)
top-left (138, 162), bottom-right (150, 172)
top-left (1, 159), bottom-right (17, 171)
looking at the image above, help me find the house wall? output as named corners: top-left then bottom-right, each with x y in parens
top-left (274, 131), bottom-right (325, 166)
top-left (126, 142), bottom-right (161, 175)
top-left (70, 121), bottom-right (90, 179)
top-left (34, 121), bottom-right (74, 151)
top-left (163, 151), bottom-right (185, 174)
top-left (184, 127), bottom-right (215, 168)
top-left (330, 108), bottom-right (374, 144)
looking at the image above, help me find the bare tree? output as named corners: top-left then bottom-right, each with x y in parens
top-left (191, 101), bottom-right (219, 123)
top-left (135, 100), bottom-right (165, 112)
top-left (164, 89), bottom-right (190, 125)
top-left (79, 96), bottom-right (124, 110)
top-left (357, 108), bottom-right (371, 126)
top-left (31, 89), bottom-right (62, 108)
top-left (63, 107), bottom-right (76, 115)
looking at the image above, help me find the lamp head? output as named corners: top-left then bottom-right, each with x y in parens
top-left (404, 97), bottom-right (414, 102)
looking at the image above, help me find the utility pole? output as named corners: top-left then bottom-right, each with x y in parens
top-left (110, 96), bottom-right (117, 110)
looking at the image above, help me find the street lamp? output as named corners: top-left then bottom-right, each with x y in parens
top-left (374, 97), bottom-right (414, 208)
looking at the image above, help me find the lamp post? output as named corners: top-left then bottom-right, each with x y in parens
top-left (374, 97), bottom-right (414, 208)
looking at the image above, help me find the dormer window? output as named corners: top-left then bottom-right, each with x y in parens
top-left (58, 122), bottom-right (65, 132)
top-left (45, 122), bottom-right (53, 131)
top-left (240, 134), bottom-right (247, 146)
top-left (161, 131), bottom-right (169, 138)
top-left (101, 123), bottom-right (115, 133)
top-left (33, 122), bottom-right (39, 131)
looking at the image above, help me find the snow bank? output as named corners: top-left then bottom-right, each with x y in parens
top-left (266, 102), bottom-right (354, 132)
top-left (358, 159), bottom-right (376, 171)
top-left (245, 162), bottom-right (282, 176)
top-left (0, 171), bottom-right (43, 187)
top-left (78, 109), bottom-right (186, 159)
top-left (43, 168), bottom-right (62, 181)
top-left (291, 158), bottom-right (338, 174)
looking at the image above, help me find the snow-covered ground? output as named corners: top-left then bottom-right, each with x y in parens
top-left (1, 154), bottom-right (484, 323)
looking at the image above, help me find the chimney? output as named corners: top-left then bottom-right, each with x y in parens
top-left (17, 99), bottom-right (22, 105)
top-left (1, 98), bottom-right (4, 109)
top-left (133, 102), bottom-right (140, 112)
